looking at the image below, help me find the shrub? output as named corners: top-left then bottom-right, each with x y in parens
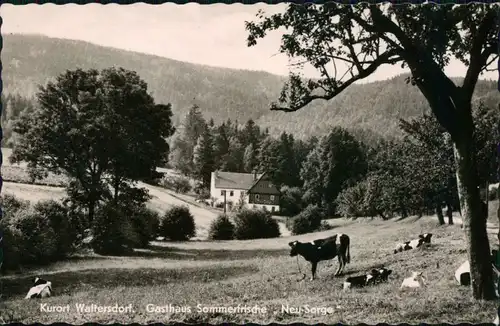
top-left (194, 184), bottom-right (210, 200)
top-left (160, 175), bottom-right (192, 194)
top-left (129, 205), bottom-right (160, 248)
top-left (318, 220), bottom-right (334, 231)
top-left (286, 204), bottom-right (324, 235)
top-left (1, 219), bottom-right (25, 270)
top-left (208, 214), bottom-right (235, 240)
top-left (279, 186), bottom-right (303, 217)
top-left (91, 203), bottom-right (137, 255)
top-left (1, 194), bottom-right (30, 220)
top-left (233, 209), bottom-right (281, 240)
top-left (0, 198), bottom-right (83, 270)
top-left (160, 205), bottom-right (196, 241)
top-left (7, 206), bottom-right (58, 264)
top-left (335, 181), bottom-right (368, 218)
top-left (32, 200), bottom-right (75, 259)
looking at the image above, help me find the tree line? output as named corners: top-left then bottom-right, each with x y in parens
top-left (168, 100), bottom-right (499, 224)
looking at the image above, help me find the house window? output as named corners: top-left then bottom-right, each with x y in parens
top-left (255, 194), bottom-right (260, 200)
top-left (241, 191), bottom-right (245, 197)
top-left (230, 191), bottom-right (234, 197)
top-left (272, 207), bottom-right (275, 212)
top-left (270, 195), bottom-right (275, 201)
top-left (253, 205), bottom-right (256, 209)
top-left (221, 190), bottom-right (225, 196)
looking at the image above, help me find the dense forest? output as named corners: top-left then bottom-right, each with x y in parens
top-left (168, 102), bottom-right (499, 223)
top-left (2, 34), bottom-right (498, 146)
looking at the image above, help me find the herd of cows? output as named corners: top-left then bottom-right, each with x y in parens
top-left (287, 232), bottom-right (499, 293)
top-left (23, 230), bottom-right (500, 322)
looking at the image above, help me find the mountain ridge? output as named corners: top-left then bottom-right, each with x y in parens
top-left (2, 33), bottom-right (498, 140)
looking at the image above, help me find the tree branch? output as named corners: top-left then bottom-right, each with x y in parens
top-left (270, 50), bottom-right (402, 112)
top-left (462, 10), bottom-right (497, 99)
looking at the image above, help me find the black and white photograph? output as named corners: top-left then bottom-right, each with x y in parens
top-left (0, 2), bottom-right (500, 324)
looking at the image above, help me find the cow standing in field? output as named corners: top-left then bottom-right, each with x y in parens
top-left (288, 233), bottom-right (350, 281)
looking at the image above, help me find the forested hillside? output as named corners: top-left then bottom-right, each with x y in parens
top-left (2, 34), bottom-right (498, 146)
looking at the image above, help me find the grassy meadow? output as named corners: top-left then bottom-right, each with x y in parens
top-left (1, 147), bottom-right (499, 324)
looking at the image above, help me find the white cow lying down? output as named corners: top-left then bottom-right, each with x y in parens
top-left (25, 277), bottom-right (52, 299)
top-left (400, 271), bottom-right (426, 289)
top-left (455, 260), bottom-right (500, 288)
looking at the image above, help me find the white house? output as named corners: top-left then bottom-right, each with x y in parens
top-left (210, 170), bottom-right (281, 213)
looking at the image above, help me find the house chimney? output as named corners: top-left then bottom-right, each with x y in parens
top-left (253, 172), bottom-right (257, 180)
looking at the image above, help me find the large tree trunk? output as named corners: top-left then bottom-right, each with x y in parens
top-left (454, 124), bottom-right (496, 300)
top-left (453, 143), bottom-right (466, 219)
top-left (497, 185), bottom-right (500, 247)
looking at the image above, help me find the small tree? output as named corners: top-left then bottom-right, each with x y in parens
top-left (208, 214), bottom-right (235, 240)
top-left (233, 209), bottom-right (281, 240)
top-left (160, 206), bottom-right (196, 241)
top-left (286, 204), bottom-right (324, 235)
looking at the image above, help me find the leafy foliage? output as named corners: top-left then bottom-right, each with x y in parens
top-left (0, 197), bottom-right (79, 270)
top-left (9, 67), bottom-right (175, 224)
top-left (300, 126), bottom-right (368, 215)
top-left (91, 203), bottom-right (137, 256)
top-left (279, 186), bottom-right (304, 217)
top-left (233, 209), bottom-right (281, 240)
top-left (160, 206), bottom-right (196, 241)
top-left (286, 204), bottom-right (324, 235)
top-left (159, 175), bottom-right (192, 194)
top-left (208, 214), bottom-right (235, 240)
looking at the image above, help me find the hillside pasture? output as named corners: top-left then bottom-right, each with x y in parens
top-left (1, 210), bottom-right (499, 324)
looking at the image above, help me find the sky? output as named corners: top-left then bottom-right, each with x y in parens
top-left (1, 3), bottom-right (498, 83)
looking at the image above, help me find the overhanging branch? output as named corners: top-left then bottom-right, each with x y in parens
top-left (270, 50), bottom-right (402, 112)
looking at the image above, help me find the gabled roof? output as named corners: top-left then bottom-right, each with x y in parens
top-left (213, 171), bottom-right (264, 190)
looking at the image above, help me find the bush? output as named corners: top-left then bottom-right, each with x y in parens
top-left (335, 181), bottom-right (368, 218)
top-left (129, 205), bottom-right (160, 248)
top-left (286, 204), bottom-right (324, 235)
top-left (1, 194), bottom-right (30, 220)
top-left (7, 206), bottom-right (58, 264)
top-left (160, 205), bottom-right (196, 241)
top-left (208, 214), bottom-right (235, 240)
top-left (194, 184), bottom-right (210, 200)
top-left (233, 209), bottom-right (281, 240)
top-left (318, 220), bottom-right (334, 231)
top-left (1, 220), bottom-right (25, 270)
top-left (160, 175), bottom-right (192, 194)
top-left (0, 198), bottom-right (82, 270)
top-left (280, 186), bottom-right (303, 216)
top-left (91, 203), bottom-right (137, 255)
top-left (33, 200), bottom-right (76, 259)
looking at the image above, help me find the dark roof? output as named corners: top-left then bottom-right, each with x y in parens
top-left (213, 171), bottom-right (263, 190)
